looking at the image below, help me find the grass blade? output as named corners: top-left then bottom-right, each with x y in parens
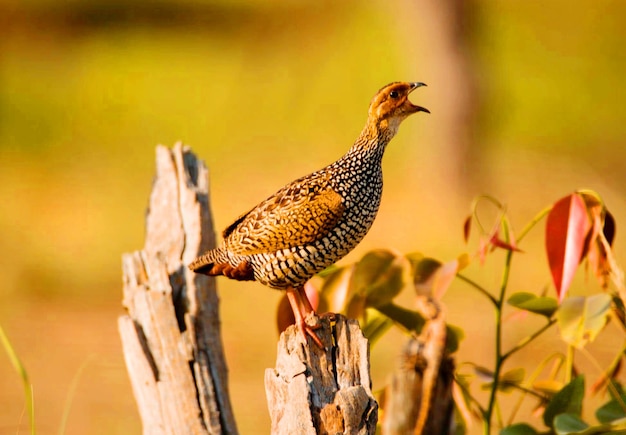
top-left (0, 324), bottom-right (35, 435)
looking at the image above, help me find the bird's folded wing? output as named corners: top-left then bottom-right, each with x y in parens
top-left (222, 175), bottom-right (345, 255)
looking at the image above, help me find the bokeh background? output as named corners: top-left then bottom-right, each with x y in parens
top-left (1, 0), bottom-right (625, 433)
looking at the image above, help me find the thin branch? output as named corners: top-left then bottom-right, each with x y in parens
top-left (517, 205), bottom-right (552, 243)
top-left (456, 274), bottom-right (498, 307)
top-left (502, 318), bottom-right (557, 362)
top-left (484, 218), bottom-right (514, 435)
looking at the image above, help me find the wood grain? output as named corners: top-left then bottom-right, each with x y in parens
top-left (265, 314), bottom-right (378, 435)
top-left (119, 143), bottom-right (238, 435)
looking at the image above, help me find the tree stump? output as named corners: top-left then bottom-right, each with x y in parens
top-left (380, 297), bottom-right (455, 435)
top-left (265, 314), bottom-right (378, 435)
top-left (119, 143), bottom-right (238, 435)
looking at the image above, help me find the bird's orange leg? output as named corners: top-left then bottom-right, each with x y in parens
top-left (298, 285), bottom-right (316, 315)
top-left (286, 286), bottom-right (324, 348)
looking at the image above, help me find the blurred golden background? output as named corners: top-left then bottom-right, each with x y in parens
top-left (1, 0), bottom-right (625, 433)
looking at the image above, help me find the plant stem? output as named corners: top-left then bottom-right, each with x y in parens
top-left (457, 273), bottom-right (498, 307)
top-left (501, 318), bottom-right (557, 362)
top-left (59, 356), bottom-right (94, 435)
top-left (454, 375), bottom-right (487, 417)
top-left (517, 205), bottom-right (552, 243)
top-left (484, 219), bottom-right (514, 435)
top-left (470, 195), bottom-right (505, 234)
top-left (565, 345), bottom-right (574, 384)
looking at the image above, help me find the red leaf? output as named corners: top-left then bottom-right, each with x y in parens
top-left (604, 210), bottom-right (616, 246)
top-left (433, 258), bottom-right (459, 300)
top-left (490, 232), bottom-right (523, 253)
top-left (545, 194), bottom-right (591, 302)
top-left (577, 192), bottom-right (618, 289)
top-left (463, 215), bottom-right (472, 243)
top-left (477, 236), bottom-right (489, 265)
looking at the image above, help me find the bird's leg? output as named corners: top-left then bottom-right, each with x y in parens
top-left (285, 286), bottom-right (324, 348)
top-left (298, 285), bottom-right (316, 315)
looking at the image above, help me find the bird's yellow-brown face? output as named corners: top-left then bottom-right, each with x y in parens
top-left (368, 82), bottom-right (429, 134)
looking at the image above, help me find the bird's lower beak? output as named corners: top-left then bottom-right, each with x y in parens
top-left (407, 82), bottom-right (430, 114)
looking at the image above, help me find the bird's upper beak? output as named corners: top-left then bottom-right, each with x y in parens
top-left (407, 82), bottom-right (430, 114)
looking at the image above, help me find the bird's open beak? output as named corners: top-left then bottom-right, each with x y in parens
top-left (407, 82), bottom-right (430, 114)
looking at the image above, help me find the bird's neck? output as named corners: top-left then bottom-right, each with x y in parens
top-left (344, 117), bottom-right (397, 161)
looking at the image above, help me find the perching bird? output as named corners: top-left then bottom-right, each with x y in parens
top-left (189, 81), bottom-right (429, 347)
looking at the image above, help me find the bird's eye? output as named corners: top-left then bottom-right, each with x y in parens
top-left (389, 90), bottom-right (399, 99)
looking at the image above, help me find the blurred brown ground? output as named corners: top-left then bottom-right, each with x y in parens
top-left (1, 0), bottom-right (625, 433)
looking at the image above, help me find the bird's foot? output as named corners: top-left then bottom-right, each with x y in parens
top-left (286, 286), bottom-right (325, 349)
top-left (299, 312), bottom-right (324, 349)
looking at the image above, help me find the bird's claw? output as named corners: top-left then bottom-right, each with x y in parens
top-left (303, 325), bottom-right (325, 349)
top-left (300, 313), bottom-right (324, 349)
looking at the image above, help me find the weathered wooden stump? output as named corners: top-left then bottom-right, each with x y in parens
top-left (265, 314), bottom-right (378, 435)
top-left (119, 143), bottom-right (237, 435)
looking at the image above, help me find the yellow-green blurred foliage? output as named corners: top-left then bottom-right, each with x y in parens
top-left (1, 1), bottom-right (625, 433)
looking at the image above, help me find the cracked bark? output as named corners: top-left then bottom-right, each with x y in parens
top-left (265, 314), bottom-right (378, 435)
top-left (119, 143), bottom-right (238, 435)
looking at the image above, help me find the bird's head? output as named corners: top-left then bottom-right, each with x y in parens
top-left (367, 82), bottom-right (429, 136)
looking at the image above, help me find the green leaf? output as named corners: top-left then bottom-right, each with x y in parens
top-left (317, 263), bottom-right (341, 278)
top-left (507, 292), bottom-right (558, 317)
top-left (376, 303), bottom-right (425, 333)
top-left (360, 308), bottom-right (394, 345)
top-left (351, 249), bottom-right (411, 308)
top-left (553, 413), bottom-right (620, 434)
top-left (543, 375), bottom-right (585, 428)
top-left (474, 365), bottom-right (496, 383)
top-left (596, 399), bottom-right (626, 425)
top-left (405, 251), bottom-right (425, 268)
top-left (345, 294), bottom-right (367, 320)
top-left (374, 304), bottom-right (461, 353)
top-left (500, 423), bottom-right (539, 435)
top-left (480, 367), bottom-right (526, 393)
top-left (412, 257), bottom-right (442, 287)
top-left (533, 379), bottom-right (565, 395)
top-left (412, 256), bottom-right (467, 299)
top-left (499, 367), bottom-right (526, 392)
top-left (554, 413), bottom-right (589, 434)
top-left (596, 383), bottom-right (626, 424)
top-left (556, 294), bottom-right (611, 348)
top-left (445, 324), bottom-right (463, 354)
top-left (612, 295), bottom-right (626, 331)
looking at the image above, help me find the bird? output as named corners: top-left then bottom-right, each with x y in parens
top-left (189, 81), bottom-right (429, 347)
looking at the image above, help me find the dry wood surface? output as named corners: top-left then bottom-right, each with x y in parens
top-left (119, 143), bottom-right (237, 435)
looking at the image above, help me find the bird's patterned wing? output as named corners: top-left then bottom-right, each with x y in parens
top-left (222, 174), bottom-right (345, 255)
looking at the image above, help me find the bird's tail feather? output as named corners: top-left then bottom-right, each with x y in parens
top-left (188, 248), bottom-right (229, 275)
top-left (189, 248), bottom-right (255, 281)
